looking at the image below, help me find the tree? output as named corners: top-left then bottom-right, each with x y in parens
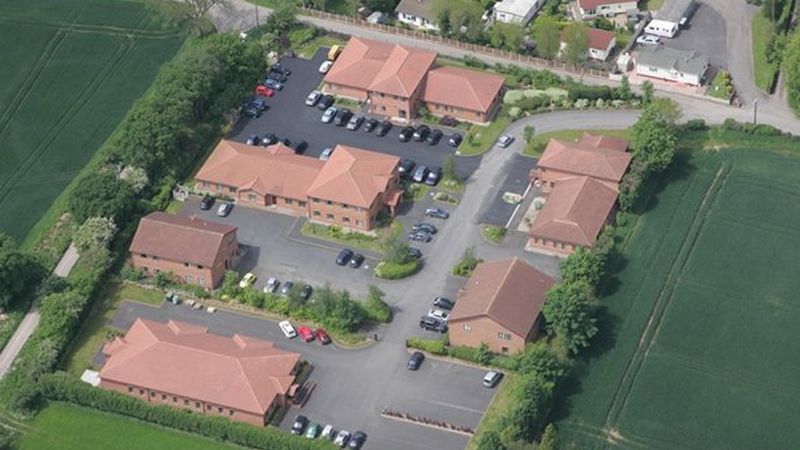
top-left (646, 97), bottom-right (682, 125)
top-left (539, 423), bottom-right (559, 450)
top-left (542, 280), bottom-right (598, 354)
top-left (265, 2), bottom-right (297, 35)
top-left (511, 342), bottom-right (567, 382)
top-left (442, 154), bottom-right (460, 183)
top-left (618, 75), bottom-right (632, 101)
top-left (502, 373), bottom-right (554, 441)
top-left (524, 125), bottom-right (535, 143)
top-left (363, 0), bottom-right (401, 12)
top-left (533, 15), bottom-right (561, 59)
top-left (641, 80), bottom-right (654, 104)
top-left (365, 285), bottom-right (392, 322)
top-left (432, 0), bottom-right (483, 40)
top-left (476, 430), bottom-right (506, 450)
top-left (118, 165), bottom-right (149, 193)
top-left (68, 172), bottom-right (136, 224)
top-left (476, 342), bottom-right (492, 365)
top-left (630, 101), bottom-right (679, 172)
top-left (488, 23), bottom-right (525, 52)
top-left (559, 246), bottom-right (605, 287)
top-left (73, 217), bottom-right (117, 252)
top-left (542, 0), bottom-right (561, 15)
top-left (562, 23), bottom-right (589, 65)
top-left (784, 32), bottom-right (800, 114)
top-left (0, 233), bottom-right (43, 310)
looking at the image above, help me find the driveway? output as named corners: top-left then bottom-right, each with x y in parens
top-left (658, 3), bottom-right (728, 70)
top-left (478, 153), bottom-right (536, 227)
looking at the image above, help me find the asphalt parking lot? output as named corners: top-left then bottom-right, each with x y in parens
top-left (655, 2), bottom-right (728, 69)
top-left (479, 153), bottom-right (535, 227)
top-left (231, 48), bottom-right (481, 181)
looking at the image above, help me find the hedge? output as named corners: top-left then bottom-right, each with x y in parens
top-left (374, 260), bottom-right (421, 279)
top-left (38, 372), bottom-right (335, 450)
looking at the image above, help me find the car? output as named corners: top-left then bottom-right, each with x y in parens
top-left (412, 125), bottom-right (430, 141)
top-left (238, 273), bottom-right (256, 288)
top-left (319, 60), bottom-right (333, 73)
top-left (336, 248), bottom-right (354, 265)
top-left (636, 34), bottom-right (661, 45)
top-left (242, 106), bottom-right (261, 118)
top-left (483, 370), bottom-right (503, 388)
top-left (199, 195), bottom-right (215, 210)
top-left (291, 415), bottom-right (308, 435)
top-left (347, 431), bottom-right (367, 449)
top-left (290, 140), bottom-right (308, 154)
top-left (280, 281), bottom-right (295, 296)
top-left (433, 296), bottom-right (455, 310)
top-left (334, 109), bottom-right (353, 126)
top-left (305, 90), bottom-right (322, 106)
top-left (247, 96), bottom-right (268, 111)
top-left (425, 207), bottom-right (450, 219)
top-left (412, 165), bottom-right (429, 183)
top-left (363, 118), bottom-right (379, 132)
top-left (349, 253), bottom-right (365, 268)
top-left (407, 351), bottom-right (424, 370)
top-left (269, 63), bottom-right (291, 76)
top-left (322, 106), bottom-right (338, 123)
top-left (398, 158), bottom-right (415, 178)
top-left (448, 133), bottom-right (463, 147)
top-left (408, 247), bottom-right (423, 259)
top-left (398, 126), bottom-right (415, 142)
top-left (426, 129), bottom-right (443, 145)
top-left (334, 430), bottom-right (351, 447)
top-left (346, 114), bottom-right (364, 130)
top-left (314, 328), bottom-right (331, 345)
top-left (497, 133), bottom-right (515, 148)
top-left (280, 137), bottom-right (291, 146)
top-left (412, 223), bottom-right (437, 234)
top-left (263, 277), bottom-right (280, 293)
top-left (408, 231), bottom-right (431, 243)
top-left (206, 306), bottom-right (216, 313)
top-left (262, 78), bottom-right (283, 90)
top-left (299, 284), bottom-right (313, 301)
top-left (428, 309), bottom-right (449, 322)
top-left (305, 422), bottom-right (320, 439)
top-left (439, 115), bottom-right (458, 126)
top-left (279, 320), bottom-right (297, 338)
top-left (265, 71), bottom-right (287, 83)
top-left (321, 424), bottom-right (335, 440)
top-left (425, 166), bottom-right (442, 186)
top-left (317, 94), bottom-right (334, 110)
top-left (261, 133), bottom-right (278, 146)
top-left (217, 203), bottom-right (232, 217)
top-left (420, 316), bottom-right (446, 332)
top-left (328, 44), bottom-right (342, 60)
top-left (246, 134), bottom-right (260, 145)
top-left (319, 147), bottom-right (334, 160)
top-left (255, 84), bottom-right (274, 97)
top-left (297, 326), bottom-right (315, 342)
top-left (375, 120), bottom-right (393, 136)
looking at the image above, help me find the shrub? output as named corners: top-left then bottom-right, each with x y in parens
top-left (73, 217), bottom-right (117, 252)
top-left (374, 260), bottom-right (421, 279)
top-left (364, 285), bottom-right (392, 322)
top-left (68, 172), bottom-right (136, 225)
top-left (481, 225), bottom-right (507, 244)
top-left (406, 337), bottom-right (447, 355)
top-left (452, 247), bottom-right (482, 277)
top-left (121, 264), bottom-right (146, 281)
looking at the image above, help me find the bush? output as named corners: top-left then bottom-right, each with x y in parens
top-left (683, 118), bottom-right (708, 131)
top-left (121, 264), bottom-right (146, 281)
top-left (364, 285), bottom-right (392, 322)
top-left (374, 260), bottom-right (421, 279)
top-left (406, 337), bottom-right (447, 355)
top-left (452, 247), bottom-right (482, 277)
top-left (73, 217), bottom-right (117, 252)
top-left (566, 83), bottom-right (615, 101)
top-left (68, 172), bottom-right (136, 225)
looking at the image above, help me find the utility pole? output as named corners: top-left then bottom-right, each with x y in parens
top-left (753, 99), bottom-right (759, 124)
top-left (255, 2), bottom-right (260, 28)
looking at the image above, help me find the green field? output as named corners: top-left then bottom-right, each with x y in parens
top-left (0, 0), bottom-right (185, 242)
top-left (18, 403), bottom-right (237, 450)
top-left (555, 132), bottom-right (800, 449)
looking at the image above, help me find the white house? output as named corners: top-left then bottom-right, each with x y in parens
top-left (493, 0), bottom-right (542, 24)
top-left (577, 0), bottom-right (638, 19)
top-left (636, 45), bottom-right (709, 86)
top-left (394, 0), bottom-right (439, 31)
top-left (560, 27), bottom-right (617, 62)
top-left (645, 0), bottom-right (694, 37)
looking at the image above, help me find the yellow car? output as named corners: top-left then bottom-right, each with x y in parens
top-left (239, 273), bottom-right (257, 289)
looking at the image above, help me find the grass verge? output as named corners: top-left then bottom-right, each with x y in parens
top-left (459, 115), bottom-right (511, 156)
top-left (522, 128), bottom-right (631, 157)
top-left (300, 221), bottom-right (401, 254)
top-left (752, 14), bottom-right (778, 92)
top-left (466, 373), bottom-right (517, 450)
top-left (480, 225), bottom-right (507, 244)
top-left (707, 70), bottom-right (733, 100)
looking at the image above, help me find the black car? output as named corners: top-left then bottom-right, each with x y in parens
top-left (425, 166), bottom-right (442, 186)
top-left (408, 247), bottom-right (422, 259)
top-left (425, 207), bottom-right (450, 219)
top-left (246, 134), bottom-right (260, 145)
top-left (336, 248), bottom-right (354, 266)
top-left (433, 297), bottom-right (455, 310)
top-left (243, 106), bottom-right (261, 118)
top-left (448, 133), bottom-right (463, 147)
top-left (407, 351), bottom-right (425, 370)
top-left (363, 118), bottom-right (379, 132)
top-left (398, 158), bottom-right (415, 179)
top-left (299, 285), bottom-right (313, 301)
top-left (290, 140), bottom-right (308, 154)
top-left (334, 109), bottom-right (353, 126)
top-left (439, 115), bottom-right (458, 127)
top-left (426, 129), bottom-right (443, 145)
top-left (265, 72), bottom-right (287, 83)
top-left (398, 126), bottom-right (415, 142)
top-left (348, 431), bottom-right (367, 450)
top-left (412, 125), bottom-right (430, 141)
top-left (291, 415), bottom-right (308, 435)
top-left (420, 316), bottom-right (446, 332)
top-left (279, 137), bottom-right (291, 146)
top-left (261, 133), bottom-right (278, 146)
top-left (317, 94), bottom-right (334, 110)
top-left (199, 195), bottom-right (215, 210)
top-left (375, 120), bottom-right (393, 136)
top-left (412, 223), bottom-right (437, 235)
top-left (269, 63), bottom-right (291, 76)
top-left (349, 253), bottom-right (365, 268)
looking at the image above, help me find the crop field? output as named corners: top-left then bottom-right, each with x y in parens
top-left (555, 134), bottom-right (800, 449)
top-left (0, 0), bottom-right (185, 242)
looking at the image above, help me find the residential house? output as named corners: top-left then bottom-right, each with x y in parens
top-left (577, 0), bottom-right (638, 19)
top-left (635, 45), bottom-right (709, 86)
top-left (100, 319), bottom-right (300, 427)
top-left (560, 27), bottom-right (617, 61)
top-left (645, 0), bottom-right (694, 37)
top-left (449, 258), bottom-right (555, 354)
top-left (492, 0), bottom-right (542, 25)
top-left (394, 0), bottom-right (438, 31)
top-left (129, 212), bottom-right (238, 288)
top-left (195, 140), bottom-right (403, 231)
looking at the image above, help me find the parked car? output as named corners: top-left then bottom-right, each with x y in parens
top-left (334, 430), bottom-right (351, 447)
top-left (266, 71), bottom-right (287, 83)
top-left (425, 166), bottom-right (442, 186)
top-left (317, 94), bottom-right (334, 110)
top-left (398, 126), bottom-right (415, 142)
top-left (261, 133), bottom-right (278, 146)
top-left (269, 63), bottom-right (291, 76)
top-left (279, 320), bottom-right (297, 338)
top-left (238, 273), bottom-right (256, 289)
top-left (448, 133), bottom-right (463, 147)
top-left (300, 284), bottom-right (313, 301)
top-left (398, 158), bottom-right (415, 179)
top-left (363, 117), bottom-right (379, 132)
top-left (497, 133), bottom-right (515, 148)
top-left (246, 134), bottom-right (260, 145)
top-left (297, 326), bottom-right (314, 342)
top-left (290, 140), bottom-right (308, 154)
top-left (322, 106), bottom-right (338, 123)
top-left (408, 247), bottom-right (423, 259)
top-left (412, 223), bottom-right (437, 235)
top-left (428, 309), bottom-right (449, 322)
top-left (291, 415), bottom-right (308, 435)
top-left (216, 203), bottom-right (232, 217)
top-left (280, 281), bottom-right (295, 296)
top-left (199, 195), bottom-right (215, 210)
top-left (263, 277), bottom-right (280, 293)
top-left (328, 45), bottom-right (342, 60)
top-left (348, 431), bottom-right (367, 449)
top-left (346, 114), bottom-right (364, 130)
top-left (280, 137), bottom-right (291, 146)
top-left (242, 106), bottom-right (261, 118)
top-left (305, 422), bottom-right (321, 439)
top-left (439, 115), bottom-right (458, 126)
top-left (320, 147), bottom-right (334, 160)
top-left (305, 90), bottom-right (322, 106)
top-left (433, 296), bottom-right (455, 310)
top-left (412, 125), bottom-right (430, 141)
top-left (636, 34), bottom-right (661, 45)
top-left (483, 370), bottom-right (503, 388)
top-left (425, 207), bottom-right (450, 219)
top-left (426, 129), bottom-right (443, 145)
top-left (262, 78), bottom-right (283, 90)
top-left (419, 316), bottom-right (446, 332)
top-left (334, 109), bottom-right (353, 126)
top-left (319, 60), bottom-right (333, 73)
top-left (407, 351), bottom-right (425, 370)
top-left (336, 248), bottom-right (354, 265)
top-left (247, 96), bottom-right (268, 111)
top-left (349, 253), bottom-right (365, 268)
top-left (321, 424), bottom-right (335, 440)
top-left (375, 120), bottom-right (393, 136)
top-left (255, 84), bottom-right (274, 97)
top-left (408, 230), bottom-right (431, 243)
top-left (412, 165), bottom-right (429, 183)
top-left (314, 328), bottom-right (331, 345)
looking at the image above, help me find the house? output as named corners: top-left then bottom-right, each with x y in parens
top-left (527, 176), bottom-right (618, 256)
top-left (577, 0), bottom-right (638, 19)
top-left (448, 258), bottom-right (555, 354)
top-left (394, 0), bottom-right (438, 31)
top-left (492, 0), bottom-right (542, 24)
top-left (635, 45), bottom-right (709, 86)
top-left (529, 133), bottom-right (632, 192)
top-left (645, 0), bottom-right (694, 37)
top-left (100, 319), bottom-right (300, 427)
top-left (195, 140), bottom-right (403, 231)
top-left (560, 27), bottom-right (617, 61)
top-left (323, 37), bottom-right (505, 124)
top-left (129, 212), bottom-right (238, 288)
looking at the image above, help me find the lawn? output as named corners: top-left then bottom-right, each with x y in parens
top-left (752, 13), bottom-right (778, 92)
top-left (459, 115), bottom-right (511, 156)
top-left (466, 373), bottom-right (516, 450)
top-left (0, 0), bottom-right (186, 243)
top-left (522, 128), bottom-right (631, 157)
top-left (641, 0), bottom-right (664, 11)
top-left (554, 130), bottom-right (800, 449)
top-left (19, 403), bottom-right (237, 450)
top-left (300, 220), bottom-right (401, 254)
top-left (707, 70), bottom-right (733, 100)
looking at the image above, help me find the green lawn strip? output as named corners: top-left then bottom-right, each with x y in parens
top-left (752, 14), bottom-right (779, 92)
top-left (294, 34), bottom-right (346, 59)
top-left (641, 0), bottom-right (664, 11)
top-left (466, 373), bottom-right (517, 450)
top-left (300, 221), bottom-right (400, 254)
top-left (0, 299), bottom-right (33, 352)
top-left (459, 115), bottom-right (511, 156)
top-left (522, 128), bottom-right (631, 157)
top-left (707, 70), bottom-right (733, 100)
top-left (19, 403), bottom-right (237, 450)
top-left (480, 225), bottom-right (507, 244)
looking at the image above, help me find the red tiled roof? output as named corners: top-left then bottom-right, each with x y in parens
top-left (129, 212), bottom-right (236, 267)
top-left (586, 28), bottom-right (616, 51)
top-left (537, 137), bottom-right (632, 182)
top-left (307, 145), bottom-right (399, 208)
top-left (422, 66), bottom-right (505, 114)
top-left (579, 132), bottom-right (628, 151)
top-left (450, 258), bottom-right (555, 337)
top-left (529, 176), bottom-right (617, 247)
top-left (578, 0), bottom-right (633, 9)
top-left (101, 319), bottom-right (299, 416)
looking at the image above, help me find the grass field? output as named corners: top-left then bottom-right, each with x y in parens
top-left (751, 14), bottom-right (778, 92)
top-left (19, 403), bottom-right (236, 450)
top-left (0, 0), bottom-right (185, 242)
top-left (554, 131), bottom-right (800, 449)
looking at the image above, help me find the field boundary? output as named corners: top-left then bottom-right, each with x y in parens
top-left (0, 15), bottom-right (184, 38)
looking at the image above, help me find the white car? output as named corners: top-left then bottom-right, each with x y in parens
top-left (321, 424), bottom-right (335, 440)
top-left (206, 306), bottom-right (217, 313)
top-left (636, 34), bottom-right (660, 45)
top-left (305, 90), bottom-right (321, 106)
top-left (279, 320), bottom-right (297, 339)
top-left (319, 60), bottom-right (333, 74)
top-left (263, 277), bottom-right (280, 294)
top-left (334, 430), bottom-right (350, 447)
top-left (319, 147), bottom-right (334, 160)
top-left (321, 106), bottom-right (338, 123)
top-left (427, 309), bottom-right (449, 322)
top-left (497, 134), bottom-right (515, 148)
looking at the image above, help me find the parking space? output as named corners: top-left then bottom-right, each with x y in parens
top-left (478, 154), bottom-right (536, 227)
top-left (231, 48), bottom-right (481, 181)
top-left (641, 3), bottom-right (727, 69)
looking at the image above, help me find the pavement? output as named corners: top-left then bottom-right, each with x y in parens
top-left (659, 3), bottom-right (727, 70)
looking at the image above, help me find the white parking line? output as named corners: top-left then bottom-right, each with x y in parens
top-left (427, 400), bottom-right (485, 415)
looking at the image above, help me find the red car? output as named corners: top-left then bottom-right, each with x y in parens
top-left (255, 85), bottom-right (274, 97)
top-left (297, 326), bottom-right (314, 342)
top-left (314, 328), bottom-right (331, 345)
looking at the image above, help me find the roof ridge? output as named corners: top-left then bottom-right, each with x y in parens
top-left (235, 357), bottom-right (266, 410)
top-left (146, 215), bottom-right (233, 237)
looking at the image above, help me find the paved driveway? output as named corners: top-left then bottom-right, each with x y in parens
top-left (659, 3), bottom-right (728, 70)
top-left (478, 153), bottom-right (536, 227)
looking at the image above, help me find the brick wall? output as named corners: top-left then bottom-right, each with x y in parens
top-left (448, 316), bottom-right (531, 354)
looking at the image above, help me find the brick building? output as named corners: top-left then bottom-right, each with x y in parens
top-left (129, 212), bottom-right (238, 288)
top-left (100, 319), bottom-right (300, 427)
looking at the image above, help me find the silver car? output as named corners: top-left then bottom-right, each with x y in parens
top-left (497, 134), bottom-right (515, 148)
top-left (322, 106), bottom-right (338, 123)
top-left (320, 147), bottom-right (334, 160)
top-left (346, 115), bottom-right (364, 130)
top-left (216, 203), bottom-right (232, 217)
top-left (305, 90), bottom-right (321, 106)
